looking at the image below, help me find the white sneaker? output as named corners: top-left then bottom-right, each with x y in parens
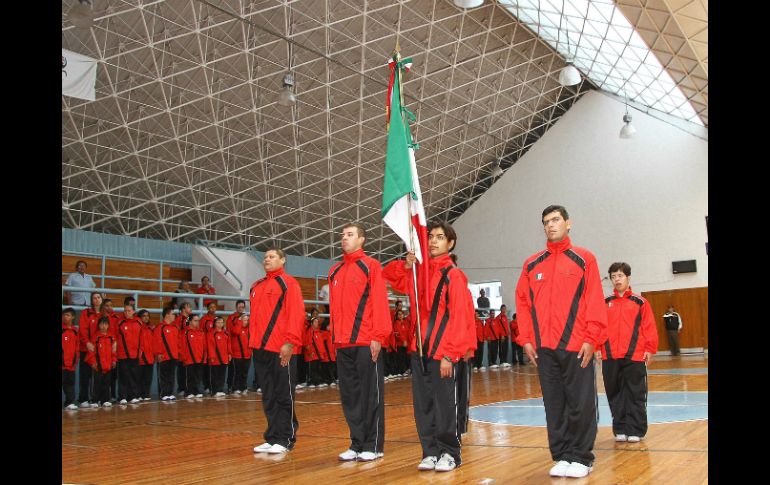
top-left (473, 368), bottom-right (479, 372)
top-left (233, 390), bottom-right (241, 395)
top-left (330, 382), bottom-right (337, 387)
top-left (103, 401), bottom-right (113, 408)
top-left (161, 395), bottom-right (169, 401)
top-left (65, 404), bottom-right (78, 411)
top-left (615, 434), bottom-right (628, 442)
top-left (357, 451), bottom-right (379, 462)
top-left (502, 363), bottom-right (511, 367)
top-left (168, 395), bottom-right (176, 401)
top-left (253, 443), bottom-right (272, 453)
top-left (549, 460), bottom-right (571, 477)
top-left (417, 456), bottom-right (438, 470)
top-left (267, 444), bottom-right (289, 454)
top-left (242, 390), bottom-right (248, 396)
top-left (338, 449), bottom-right (358, 461)
top-left (257, 388), bottom-right (262, 393)
top-left (119, 399), bottom-right (128, 405)
top-left (308, 384), bottom-right (316, 389)
top-left (130, 398), bottom-right (141, 404)
top-left (186, 394), bottom-right (195, 400)
top-left (196, 393), bottom-right (203, 398)
top-left (144, 397), bottom-right (151, 401)
top-left (90, 402), bottom-right (99, 408)
top-left (79, 401), bottom-right (91, 409)
top-left (318, 383), bottom-right (328, 388)
top-left (565, 462), bottom-right (593, 478)
top-left (480, 366), bottom-right (487, 371)
top-left (434, 453), bottom-right (456, 472)
top-left (215, 392), bottom-right (226, 397)
top-left (490, 364), bottom-right (499, 369)
top-left (627, 435), bottom-right (641, 443)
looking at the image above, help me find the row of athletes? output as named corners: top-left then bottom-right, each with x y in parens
top-left (61, 299), bottom-right (416, 405)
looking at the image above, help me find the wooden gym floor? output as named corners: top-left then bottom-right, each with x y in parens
top-left (62, 355), bottom-right (707, 484)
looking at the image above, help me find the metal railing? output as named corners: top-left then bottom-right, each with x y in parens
top-left (62, 250), bottom-right (214, 293)
top-left (198, 244), bottom-right (243, 292)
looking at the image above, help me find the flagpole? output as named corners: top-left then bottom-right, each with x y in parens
top-left (408, 196), bottom-right (424, 359)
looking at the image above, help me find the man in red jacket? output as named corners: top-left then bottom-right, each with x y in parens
top-left (116, 304), bottom-right (143, 404)
top-left (62, 308), bottom-right (80, 410)
top-left (174, 302), bottom-right (193, 396)
top-left (226, 300), bottom-right (246, 394)
top-left (494, 305), bottom-right (511, 367)
top-left (515, 205), bottom-right (607, 479)
top-left (155, 307), bottom-right (180, 401)
top-left (181, 314), bottom-right (207, 399)
top-left (249, 248), bottom-right (306, 454)
top-left (86, 317), bottom-right (118, 407)
top-left (137, 310), bottom-right (157, 401)
top-left (328, 223), bottom-right (391, 462)
top-left (602, 262), bottom-right (658, 443)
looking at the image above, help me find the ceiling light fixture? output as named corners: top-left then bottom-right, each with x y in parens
top-left (68, 0), bottom-right (94, 29)
top-left (619, 95), bottom-right (636, 139)
top-left (277, 73), bottom-right (296, 107)
top-left (557, 0), bottom-right (581, 87)
top-left (453, 0), bottom-right (485, 8)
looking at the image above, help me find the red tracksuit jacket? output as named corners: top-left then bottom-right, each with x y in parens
top-left (492, 314), bottom-right (510, 338)
top-left (515, 236), bottom-right (607, 351)
top-left (77, 308), bottom-right (100, 352)
top-left (328, 248), bottom-right (392, 348)
top-left (226, 312), bottom-right (243, 335)
top-left (383, 253), bottom-right (476, 362)
top-left (197, 286), bottom-right (217, 307)
top-left (230, 321), bottom-right (253, 359)
top-left (392, 318), bottom-right (410, 348)
top-left (248, 268), bottom-right (305, 354)
top-left (304, 326), bottom-right (318, 362)
top-left (62, 325), bottom-right (79, 371)
top-left (181, 327), bottom-right (207, 365)
top-left (155, 322), bottom-right (180, 361)
top-left (173, 313), bottom-right (192, 330)
top-left (208, 329), bottom-right (231, 365)
top-left (200, 313), bottom-right (217, 334)
top-left (138, 324), bottom-right (158, 365)
top-left (308, 328), bottom-right (331, 362)
top-left (322, 329), bottom-right (335, 362)
top-left (117, 317), bottom-right (142, 360)
top-left (475, 318), bottom-right (485, 342)
top-left (601, 288), bottom-right (658, 362)
top-left (510, 317), bottom-right (520, 341)
top-left (86, 334), bottom-right (117, 373)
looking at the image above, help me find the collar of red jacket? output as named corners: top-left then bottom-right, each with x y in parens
top-left (613, 287), bottom-right (633, 298)
top-left (546, 235), bottom-right (573, 254)
top-left (429, 253), bottom-right (454, 272)
top-left (342, 247), bottom-right (366, 263)
top-left (266, 267), bottom-right (286, 279)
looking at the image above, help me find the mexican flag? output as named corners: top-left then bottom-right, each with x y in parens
top-left (381, 54), bottom-right (430, 315)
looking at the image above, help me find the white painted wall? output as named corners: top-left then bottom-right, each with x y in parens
top-left (453, 90), bottom-right (708, 313)
top-left (192, 247), bottom-right (264, 311)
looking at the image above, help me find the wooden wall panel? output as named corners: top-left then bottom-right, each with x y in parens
top-left (642, 286), bottom-right (708, 351)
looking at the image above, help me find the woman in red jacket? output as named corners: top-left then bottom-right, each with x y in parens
top-left (62, 308), bottom-right (79, 410)
top-left (207, 316), bottom-right (231, 397)
top-left (382, 221), bottom-right (476, 472)
top-left (77, 292), bottom-right (102, 407)
top-left (86, 317), bottom-right (117, 407)
top-left (155, 307), bottom-right (180, 401)
top-left (231, 312), bottom-right (253, 395)
top-left (392, 309), bottom-right (410, 376)
top-left (117, 304), bottom-right (143, 405)
top-left (249, 248), bottom-right (306, 455)
top-left (181, 315), bottom-right (207, 399)
top-left (137, 310), bottom-right (157, 401)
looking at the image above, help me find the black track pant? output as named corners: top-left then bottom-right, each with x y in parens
top-left (456, 360), bottom-right (471, 435)
top-left (176, 361), bottom-right (187, 393)
top-left (202, 364), bottom-right (211, 391)
top-left (602, 358), bottom-right (648, 437)
top-left (253, 350), bottom-right (298, 449)
top-left (211, 365), bottom-right (227, 393)
top-left (139, 363), bottom-right (154, 398)
top-left (666, 330), bottom-right (681, 356)
top-left (118, 359), bottom-right (139, 401)
top-left (62, 370), bottom-right (76, 406)
top-left (537, 348), bottom-right (598, 467)
top-left (397, 347), bottom-right (408, 374)
top-left (488, 338), bottom-right (499, 366)
top-left (474, 340), bottom-right (485, 369)
top-left (498, 338), bottom-right (509, 364)
top-left (512, 343), bottom-right (525, 364)
top-left (93, 371), bottom-right (112, 405)
top-left (411, 354), bottom-right (462, 464)
top-left (233, 358), bottom-right (250, 392)
top-left (227, 361), bottom-right (235, 392)
top-left (159, 359), bottom-right (176, 397)
top-left (186, 363), bottom-right (204, 395)
top-left (78, 353), bottom-right (92, 402)
top-left (336, 346), bottom-right (385, 453)
top-left (111, 367), bottom-right (118, 399)
top-left (295, 354), bottom-right (307, 385)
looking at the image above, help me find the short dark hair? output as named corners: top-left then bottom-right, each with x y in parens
top-left (162, 307), bottom-right (175, 318)
top-left (500, 304), bottom-right (507, 310)
top-left (124, 304), bottom-right (136, 311)
top-left (123, 296), bottom-right (135, 305)
top-left (75, 260), bottom-right (87, 269)
top-left (608, 262), bottom-right (631, 276)
top-left (236, 300), bottom-right (246, 307)
top-left (541, 205), bottom-right (569, 222)
top-left (137, 309), bottom-right (149, 318)
top-left (179, 302), bottom-right (191, 312)
top-left (343, 222), bottom-right (366, 240)
top-left (201, 275), bottom-right (210, 282)
top-left (100, 299), bottom-right (112, 312)
top-left (98, 316), bottom-right (110, 326)
top-left (428, 220), bottom-right (458, 263)
top-left (62, 307), bottom-right (76, 317)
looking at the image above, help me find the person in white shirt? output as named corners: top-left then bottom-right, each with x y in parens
top-left (65, 260), bottom-right (96, 318)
